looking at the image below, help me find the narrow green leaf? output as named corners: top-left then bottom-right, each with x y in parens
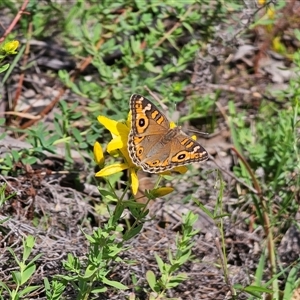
top-left (154, 253), bottom-right (164, 273)
top-left (0, 281), bottom-right (9, 292)
top-left (11, 149), bottom-right (20, 162)
top-left (112, 202), bottom-right (125, 223)
top-left (91, 286), bottom-right (107, 293)
top-left (72, 127), bottom-right (83, 143)
top-left (102, 277), bottom-right (128, 290)
top-left (98, 189), bottom-right (118, 202)
top-left (123, 224), bottom-right (143, 240)
top-left (283, 265), bottom-right (300, 299)
top-left (176, 249), bottom-right (191, 266)
top-left (18, 285), bottom-right (40, 297)
top-left (0, 63), bottom-right (10, 73)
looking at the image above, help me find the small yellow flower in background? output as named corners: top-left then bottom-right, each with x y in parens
top-left (95, 115), bottom-right (140, 195)
top-left (1, 40), bottom-right (19, 55)
top-left (272, 36), bottom-right (286, 55)
top-left (267, 7), bottom-right (275, 19)
top-left (258, 0), bottom-right (266, 5)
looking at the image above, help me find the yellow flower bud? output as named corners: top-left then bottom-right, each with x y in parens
top-left (94, 141), bottom-right (105, 167)
top-left (151, 187), bottom-right (174, 197)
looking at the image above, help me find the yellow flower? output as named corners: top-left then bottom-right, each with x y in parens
top-left (95, 115), bottom-right (140, 195)
top-left (1, 40), bottom-right (19, 54)
top-left (258, 0), bottom-right (266, 5)
top-left (272, 36), bottom-right (286, 54)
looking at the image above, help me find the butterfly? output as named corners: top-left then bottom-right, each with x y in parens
top-left (128, 94), bottom-right (208, 173)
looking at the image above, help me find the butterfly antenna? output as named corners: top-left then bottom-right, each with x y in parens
top-left (188, 128), bottom-right (209, 137)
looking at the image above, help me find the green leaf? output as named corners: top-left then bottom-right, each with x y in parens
top-left (43, 277), bottom-right (50, 290)
top-left (18, 285), bottom-right (40, 297)
top-left (84, 264), bottom-right (97, 278)
top-left (146, 270), bottom-right (157, 292)
top-left (25, 253), bottom-right (42, 269)
top-left (98, 189), bottom-right (118, 202)
top-left (44, 277), bottom-right (66, 300)
top-left (123, 224), bottom-right (143, 241)
top-left (0, 216), bottom-right (10, 224)
top-left (112, 202), bottom-right (125, 223)
top-left (21, 264), bottom-right (36, 285)
top-left (102, 277), bottom-right (128, 290)
top-left (233, 283), bottom-right (273, 295)
top-left (154, 253), bottom-right (165, 274)
top-left (0, 281), bottom-right (9, 292)
top-left (175, 249), bottom-right (191, 266)
top-left (125, 201), bottom-right (146, 209)
top-left (91, 286), bottom-right (108, 293)
top-left (72, 127), bottom-right (83, 143)
top-left (12, 271), bottom-right (22, 285)
top-left (11, 149), bottom-right (20, 162)
top-left (0, 63), bottom-right (10, 74)
top-left (0, 118), bottom-right (6, 125)
top-left (59, 100), bottom-right (68, 114)
top-left (55, 274), bottom-right (75, 281)
top-left (21, 156), bottom-right (37, 165)
top-left (283, 265), bottom-right (300, 299)
top-left (9, 290), bottom-right (19, 300)
top-left (23, 235), bottom-right (35, 261)
top-left (144, 62), bottom-right (160, 73)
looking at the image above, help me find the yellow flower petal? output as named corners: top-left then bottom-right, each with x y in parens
top-left (95, 163), bottom-right (128, 177)
top-left (151, 187), bottom-right (174, 197)
top-left (117, 121), bottom-right (130, 136)
top-left (98, 115), bottom-right (129, 137)
top-left (106, 134), bottom-right (136, 170)
top-left (98, 116), bottom-right (119, 135)
top-left (130, 169), bottom-right (139, 195)
top-left (107, 136), bottom-right (125, 153)
top-left (106, 137), bottom-right (135, 169)
top-left (94, 141), bottom-right (105, 167)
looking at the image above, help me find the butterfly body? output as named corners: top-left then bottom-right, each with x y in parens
top-left (128, 94), bottom-right (208, 173)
